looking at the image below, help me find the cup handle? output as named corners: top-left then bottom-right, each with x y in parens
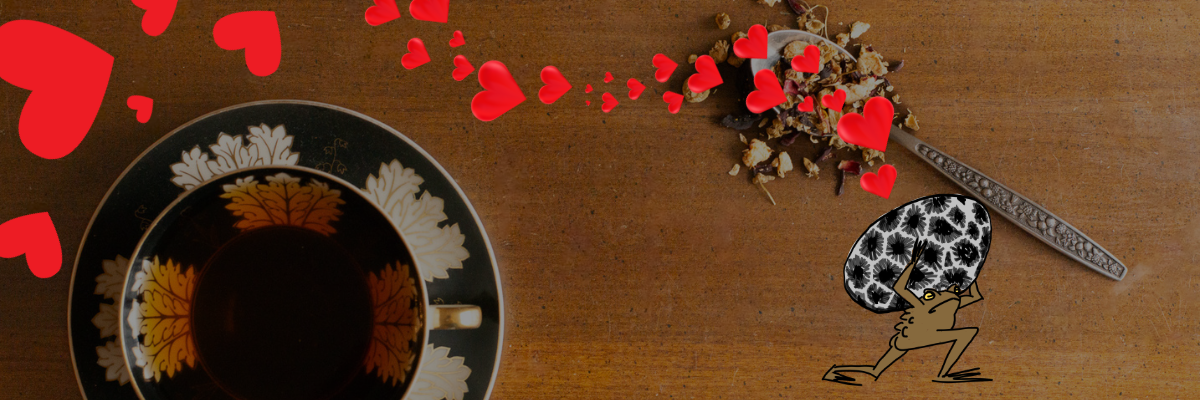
top-left (428, 305), bottom-right (482, 330)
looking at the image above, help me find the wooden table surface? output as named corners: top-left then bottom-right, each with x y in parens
top-left (1, 0), bottom-right (1197, 398)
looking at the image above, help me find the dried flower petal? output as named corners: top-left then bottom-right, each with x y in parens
top-left (889, 60), bottom-right (905, 73)
top-left (905, 110), bottom-right (919, 130)
top-left (757, 0), bottom-right (781, 6)
top-left (729, 163), bottom-right (741, 176)
top-left (805, 19), bottom-right (824, 34)
top-left (743, 139), bottom-right (773, 167)
top-left (710, 40), bottom-right (731, 64)
top-left (716, 13), bottom-right (732, 29)
top-left (766, 119), bottom-right (786, 139)
top-left (857, 46), bottom-right (887, 76)
top-left (838, 160), bottom-right (862, 175)
top-left (767, 24), bottom-right (788, 33)
top-left (774, 151), bottom-right (794, 178)
top-left (803, 157), bottom-right (820, 178)
top-left (849, 21), bottom-right (870, 38)
top-left (787, 0), bottom-right (808, 14)
top-left (684, 77), bottom-right (710, 103)
top-left (891, 94), bottom-right (901, 104)
top-left (688, 54), bottom-right (699, 64)
top-left (835, 33), bottom-right (850, 47)
top-left (816, 146), bottom-right (834, 162)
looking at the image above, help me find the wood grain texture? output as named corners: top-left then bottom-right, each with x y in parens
top-left (0, 0), bottom-right (1197, 398)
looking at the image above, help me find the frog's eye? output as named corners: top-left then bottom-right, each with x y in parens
top-left (922, 291), bottom-right (935, 300)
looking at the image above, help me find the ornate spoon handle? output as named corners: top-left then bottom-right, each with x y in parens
top-left (888, 127), bottom-right (1127, 280)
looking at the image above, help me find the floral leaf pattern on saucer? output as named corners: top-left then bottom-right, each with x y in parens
top-left (126, 256), bottom-right (197, 381)
top-left (170, 124), bottom-right (300, 190)
top-left (409, 344), bottom-right (472, 400)
top-left (220, 173), bottom-right (346, 235)
top-left (92, 255), bottom-right (132, 386)
top-left (365, 262), bottom-right (422, 385)
top-left (362, 160), bottom-right (469, 281)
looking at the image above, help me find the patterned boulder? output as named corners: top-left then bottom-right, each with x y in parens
top-left (843, 194), bottom-right (992, 313)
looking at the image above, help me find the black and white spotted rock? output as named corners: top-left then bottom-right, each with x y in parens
top-left (843, 194), bottom-right (992, 313)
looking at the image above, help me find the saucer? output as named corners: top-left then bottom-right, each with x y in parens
top-left (69, 100), bottom-right (503, 400)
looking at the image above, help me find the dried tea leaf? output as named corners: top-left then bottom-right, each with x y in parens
top-left (888, 60), bottom-right (905, 73)
top-left (816, 146), bottom-right (834, 162)
top-left (710, 40), bottom-right (731, 64)
top-left (716, 12), bottom-right (732, 29)
top-left (722, 113), bottom-right (763, 130)
top-left (779, 132), bottom-right (801, 146)
top-left (849, 21), bottom-right (870, 38)
top-left (742, 139), bottom-right (773, 167)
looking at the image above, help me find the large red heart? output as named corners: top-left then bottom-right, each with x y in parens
top-left (653, 53), bottom-right (677, 83)
top-left (471, 60), bottom-right (525, 121)
top-left (601, 92), bottom-right (619, 113)
top-left (733, 24), bottom-right (768, 59)
top-left (365, 0), bottom-right (401, 26)
top-left (538, 65), bottom-right (571, 104)
top-left (662, 91), bottom-right (683, 114)
top-left (797, 96), bottom-right (814, 112)
top-left (0, 212), bottom-right (61, 278)
top-left (836, 96), bottom-right (893, 151)
top-left (746, 69), bottom-right (787, 113)
top-left (131, 0), bottom-right (178, 36)
top-left (790, 44), bottom-right (821, 73)
top-left (449, 30), bottom-right (465, 47)
top-left (213, 11), bottom-right (281, 77)
top-left (687, 55), bottom-right (723, 93)
top-left (627, 78), bottom-right (645, 100)
top-left (860, 164), bottom-right (897, 199)
top-left (409, 0), bottom-right (449, 23)
top-left (401, 38), bottom-right (430, 69)
top-left (0, 20), bottom-right (113, 160)
top-left (126, 95), bottom-right (153, 123)
top-left (821, 89), bottom-right (846, 110)
top-left (452, 55), bottom-right (474, 81)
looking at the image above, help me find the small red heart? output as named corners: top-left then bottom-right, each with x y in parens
top-left (0, 20), bottom-right (114, 160)
top-left (409, 0), bottom-right (449, 23)
top-left (127, 95), bottom-right (153, 123)
top-left (733, 24), bottom-right (768, 59)
top-left (131, 0), bottom-right (178, 36)
top-left (449, 30), bottom-right (465, 47)
top-left (687, 55), bottom-right (723, 93)
top-left (471, 60), bottom-right (525, 121)
top-left (585, 84), bottom-right (593, 93)
top-left (746, 69), bottom-right (787, 114)
top-left (653, 53), bottom-right (677, 83)
top-left (627, 78), bottom-right (645, 100)
top-left (860, 164), bottom-right (897, 199)
top-left (452, 55), bottom-right (474, 81)
top-left (821, 88), bottom-right (846, 110)
top-left (797, 96), bottom-right (814, 112)
top-left (364, 0), bottom-right (401, 26)
top-left (662, 91), bottom-right (683, 114)
top-left (538, 65), bottom-right (571, 104)
top-left (585, 100), bottom-right (590, 106)
top-left (0, 212), bottom-right (62, 278)
top-left (790, 44), bottom-right (821, 73)
top-left (213, 11), bottom-right (281, 77)
top-left (836, 96), bottom-right (893, 151)
top-left (400, 38), bottom-right (430, 69)
top-left (604, 72), bottom-right (613, 83)
top-left (601, 92), bottom-right (618, 113)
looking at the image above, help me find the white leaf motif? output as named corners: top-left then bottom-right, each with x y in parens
top-left (95, 341), bottom-right (131, 385)
top-left (169, 147), bottom-right (214, 190)
top-left (205, 133), bottom-right (261, 175)
top-left (91, 302), bottom-right (120, 338)
top-left (169, 124), bottom-right (299, 190)
top-left (94, 255), bottom-right (129, 300)
top-left (361, 160), bottom-right (469, 281)
top-left (408, 344), bottom-right (471, 400)
top-left (248, 123), bottom-right (299, 165)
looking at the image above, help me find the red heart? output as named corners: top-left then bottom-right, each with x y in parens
top-left (471, 60), bottom-right (525, 121)
top-left (653, 53), bottom-right (677, 83)
top-left (0, 20), bottom-right (113, 160)
top-left (790, 44), bottom-right (821, 73)
top-left (585, 84), bottom-right (593, 93)
top-left (627, 78), bottom-right (645, 100)
top-left (604, 72), bottom-right (613, 83)
top-left (733, 24), bottom-right (768, 59)
top-left (449, 30), bottom-right (465, 47)
top-left (409, 0), bottom-right (449, 23)
top-left (601, 92), bottom-right (618, 113)
top-left (821, 88), bottom-right (845, 110)
top-left (538, 65), bottom-right (571, 104)
top-left (131, 0), bottom-right (178, 36)
top-left (746, 69), bottom-right (787, 114)
top-left (836, 96), bottom-right (894, 151)
top-left (365, 0), bottom-right (401, 26)
top-left (662, 91), bottom-right (683, 114)
top-left (797, 96), bottom-right (814, 112)
top-left (585, 100), bottom-right (590, 106)
top-left (687, 55), bottom-right (723, 93)
top-left (0, 212), bottom-right (62, 278)
top-left (860, 164), bottom-right (897, 199)
top-left (213, 11), bottom-right (281, 77)
top-left (452, 55), bottom-right (474, 81)
top-left (126, 95), bottom-right (153, 123)
top-left (400, 38), bottom-right (430, 69)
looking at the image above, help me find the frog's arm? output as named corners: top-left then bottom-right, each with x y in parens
top-left (892, 241), bottom-right (926, 307)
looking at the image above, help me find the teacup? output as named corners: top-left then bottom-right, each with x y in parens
top-left (118, 165), bottom-right (480, 400)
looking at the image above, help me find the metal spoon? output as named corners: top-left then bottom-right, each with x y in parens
top-left (751, 30), bottom-right (1127, 281)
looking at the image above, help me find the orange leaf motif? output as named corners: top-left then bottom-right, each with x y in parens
top-left (220, 173), bottom-right (345, 235)
top-left (127, 256), bottom-right (196, 381)
top-left (364, 262), bottom-right (422, 385)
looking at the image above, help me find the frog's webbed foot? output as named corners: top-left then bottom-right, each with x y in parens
top-left (932, 368), bottom-right (993, 383)
top-left (822, 365), bottom-right (876, 386)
